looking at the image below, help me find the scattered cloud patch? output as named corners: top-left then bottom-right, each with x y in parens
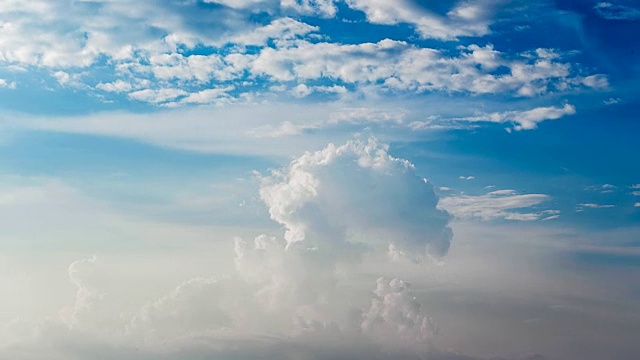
top-left (603, 97), bottom-right (621, 105)
top-left (438, 190), bottom-right (557, 221)
top-left (128, 88), bottom-right (187, 104)
top-left (345, 0), bottom-right (494, 40)
top-left (577, 203), bottom-right (616, 210)
top-left (0, 79), bottom-right (16, 89)
top-left (594, 2), bottom-right (640, 20)
top-left (457, 104), bottom-right (576, 131)
top-left (459, 176), bottom-right (475, 181)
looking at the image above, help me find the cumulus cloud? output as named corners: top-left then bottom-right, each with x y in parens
top-left (0, 0), bottom-right (609, 106)
top-left (360, 278), bottom-right (435, 350)
top-left (259, 137), bottom-right (452, 259)
top-left (345, 0), bottom-right (494, 40)
top-left (128, 88), bottom-right (188, 104)
top-left (247, 42), bottom-right (597, 99)
top-left (438, 190), bottom-right (558, 221)
top-left (457, 104), bottom-right (576, 130)
top-left (0, 138), bottom-right (461, 359)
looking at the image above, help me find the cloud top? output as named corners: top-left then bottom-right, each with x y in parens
top-left (260, 137), bottom-right (452, 260)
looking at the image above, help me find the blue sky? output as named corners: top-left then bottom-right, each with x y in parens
top-left (0, 1), bottom-right (639, 360)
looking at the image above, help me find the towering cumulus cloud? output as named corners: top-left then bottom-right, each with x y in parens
top-left (0, 138), bottom-right (454, 360)
top-left (259, 137), bottom-right (452, 260)
top-left (230, 137), bottom-right (450, 354)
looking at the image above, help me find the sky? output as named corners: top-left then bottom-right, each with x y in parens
top-left (0, 1), bottom-right (639, 359)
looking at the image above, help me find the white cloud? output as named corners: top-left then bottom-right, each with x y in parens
top-left (580, 74), bottom-right (609, 89)
top-left (438, 190), bottom-right (557, 221)
top-left (457, 103), bottom-right (576, 130)
top-left (0, 138), bottom-right (458, 359)
top-left (128, 88), bottom-right (187, 104)
top-left (259, 137), bottom-right (452, 260)
top-left (227, 17), bottom-right (319, 46)
top-left (281, 0), bottom-right (338, 18)
top-left (594, 2), bottom-right (640, 20)
top-left (96, 79), bottom-right (133, 93)
top-left (635, 203), bottom-right (640, 207)
top-left (0, 0), bottom-right (607, 107)
top-left (248, 41), bottom-right (595, 98)
top-left (603, 97), bottom-right (621, 105)
top-left (459, 176), bottom-right (475, 180)
top-left (345, 0), bottom-right (493, 40)
top-left (577, 203), bottom-right (615, 209)
top-left (177, 86), bottom-right (234, 105)
top-left (0, 79), bottom-right (16, 89)
top-left (360, 278), bottom-right (434, 350)
top-left (0, 176), bottom-right (638, 360)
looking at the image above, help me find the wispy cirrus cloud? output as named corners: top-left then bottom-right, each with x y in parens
top-left (456, 103), bottom-right (576, 131)
top-left (576, 203), bottom-right (616, 210)
top-left (594, 2), bottom-right (640, 20)
top-left (438, 189), bottom-right (559, 221)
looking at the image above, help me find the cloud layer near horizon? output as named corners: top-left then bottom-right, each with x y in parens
top-left (0, 138), bottom-right (455, 360)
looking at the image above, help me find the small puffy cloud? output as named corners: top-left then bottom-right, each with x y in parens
top-left (291, 83), bottom-right (313, 98)
top-left (281, 0), bottom-right (338, 18)
top-left (224, 17), bottom-right (320, 46)
top-left (178, 86), bottom-right (234, 105)
top-left (459, 176), bottom-right (475, 180)
top-left (0, 79), bottom-right (16, 89)
top-left (580, 74), bottom-right (609, 89)
top-left (345, 0), bottom-right (493, 40)
top-left (96, 80), bottom-right (133, 93)
top-left (458, 104), bottom-right (576, 131)
top-left (128, 88), bottom-right (187, 104)
top-left (635, 202), bottom-right (640, 207)
top-left (594, 2), bottom-right (640, 20)
top-left (438, 190), bottom-right (557, 221)
top-left (604, 97), bottom-right (621, 105)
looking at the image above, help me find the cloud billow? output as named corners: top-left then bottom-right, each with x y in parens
top-left (259, 136), bottom-right (452, 260)
top-left (0, 138), bottom-right (456, 359)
